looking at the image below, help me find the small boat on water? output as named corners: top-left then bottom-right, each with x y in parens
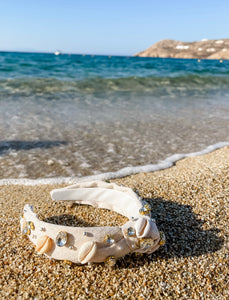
top-left (54, 50), bottom-right (62, 56)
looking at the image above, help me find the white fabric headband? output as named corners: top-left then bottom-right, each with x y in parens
top-left (20, 181), bottom-right (165, 265)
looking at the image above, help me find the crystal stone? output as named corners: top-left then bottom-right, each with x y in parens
top-left (105, 234), bottom-right (115, 244)
top-left (139, 203), bottom-right (151, 215)
top-left (105, 256), bottom-right (116, 266)
top-left (139, 238), bottom-right (154, 251)
top-left (56, 231), bottom-right (68, 247)
top-left (159, 231), bottom-right (166, 246)
top-left (28, 221), bottom-right (35, 230)
top-left (23, 226), bottom-right (31, 236)
top-left (131, 243), bottom-right (138, 249)
top-left (127, 227), bottom-right (136, 237)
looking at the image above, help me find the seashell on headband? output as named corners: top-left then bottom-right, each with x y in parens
top-left (20, 181), bottom-right (165, 265)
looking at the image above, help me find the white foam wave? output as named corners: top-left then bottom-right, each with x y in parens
top-left (1, 142), bottom-right (229, 186)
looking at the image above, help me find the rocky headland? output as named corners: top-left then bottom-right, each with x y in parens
top-left (135, 39), bottom-right (229, 60)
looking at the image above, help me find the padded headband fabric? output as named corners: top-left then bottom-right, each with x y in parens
top-left (20, 181), bottom-right (164, 264)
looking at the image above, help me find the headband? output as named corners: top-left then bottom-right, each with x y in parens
top-left (20, 181), bottom-right (165, 265)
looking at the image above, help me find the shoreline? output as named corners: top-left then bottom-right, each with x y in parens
top-left (0, 146), bottom-right (229, 298)
top-left (1, 141), bottom-right (229, 186)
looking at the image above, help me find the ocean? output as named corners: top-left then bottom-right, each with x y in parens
top-left (0, 52), bottom-right (229, 180)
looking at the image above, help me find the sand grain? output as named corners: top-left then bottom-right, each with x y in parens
top-left (0, 147), bottom-right (228, 299)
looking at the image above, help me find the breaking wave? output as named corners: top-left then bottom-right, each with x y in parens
top-left (1, 142), bottom-right (228, 185)
top-left (1, 75), bottom-right (229, 99)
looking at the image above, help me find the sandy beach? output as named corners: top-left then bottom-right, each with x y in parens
top-left (0, 146), bottom-right (228, 299)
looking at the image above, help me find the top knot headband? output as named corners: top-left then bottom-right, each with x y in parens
top-left (20, 181), bottom-right (165, 265)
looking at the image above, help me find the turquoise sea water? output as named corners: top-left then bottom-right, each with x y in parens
top-left (0, 52), bottom-right (229, 178)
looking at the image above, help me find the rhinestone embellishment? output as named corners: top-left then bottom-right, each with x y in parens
top-left (126, 227), bottom-right (136, 237)
top-left (159, 231), bottom-right (166, 246)
top-left (22, 221), bottom-right (35, 236)
top-left (105, 234), bottom-right (115, 244)
top-left (22, 226), bottom-right (31, 236)
top-left (105, 256), bottom-right (116, 266)
top-left (139, 203), bottom-right (151, 215)
top-left (139, 238), bottom-right (155, 251)
top-left (28, 221), bottom-right (35, 230)
top-left (56, 231), bottom-right (68, 247)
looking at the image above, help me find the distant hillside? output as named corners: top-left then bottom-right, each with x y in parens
top-left (135, 39), bottom-right (229, 60)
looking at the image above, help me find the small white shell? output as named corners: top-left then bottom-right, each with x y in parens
top-left (78, 241), bottom-right (97, 264)
top-left (35, 235), bottom-right (53, 254)
top-left (135, 218), bottom-right (151, 238)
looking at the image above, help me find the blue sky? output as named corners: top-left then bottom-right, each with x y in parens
top-left (0, 0), bottom-right (229, 55)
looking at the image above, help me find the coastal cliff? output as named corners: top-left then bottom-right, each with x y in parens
top-left (135, 39), bottom-right (229, 60)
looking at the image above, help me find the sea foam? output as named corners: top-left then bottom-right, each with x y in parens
top-left (0, 142), bottom-right (228, 186)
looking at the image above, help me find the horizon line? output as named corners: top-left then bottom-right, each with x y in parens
top-left (0, 49), bottom-right (133, 57)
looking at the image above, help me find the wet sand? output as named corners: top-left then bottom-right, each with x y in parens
top-left (1, 106), bottom-right (229, 179)
top-left (0, 147), bottom-right (228, 299)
